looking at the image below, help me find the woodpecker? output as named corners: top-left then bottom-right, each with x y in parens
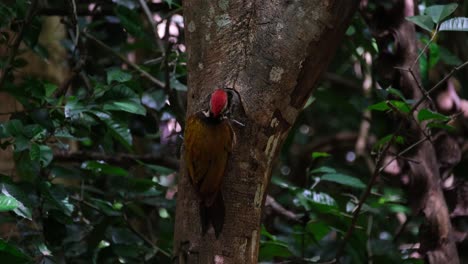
top-left (183, 88), bottom-right (235, 237)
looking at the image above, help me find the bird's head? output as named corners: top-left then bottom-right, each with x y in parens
top-left (208, 88), bottom-right (229, 119)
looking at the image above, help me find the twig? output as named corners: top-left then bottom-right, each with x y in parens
top-left (265, 195), bottom-right (301, 223)
top-left (138, 0), bottom-right (165, 53)
top-left (53, 150), bottom-right (179, 170)
top-left (66, 0), bottom-right (79, 49)
top-left (410, 27), bottom-right (438, 70)
top-left (366, 215), bottom-right (373, 264)
top-left (82, 31), bottom-right (165, 88)
top-left (123, 213), bottom-right (171, 258)
top-left (0, 0), bottom-right (39, 90)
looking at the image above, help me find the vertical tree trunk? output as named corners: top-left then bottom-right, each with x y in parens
top-left (173, 1), bottom-right (358, 263)
top-left (367, 0), bottom-right (460, 262)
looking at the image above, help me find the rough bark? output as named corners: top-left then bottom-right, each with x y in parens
top-left (173, 1), bottom-right (358, 263)
top-left (366, 0), bottom-right (460, 263)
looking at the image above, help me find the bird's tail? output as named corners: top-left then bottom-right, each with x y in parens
top-left (200, 193), bottom-right (225, 238)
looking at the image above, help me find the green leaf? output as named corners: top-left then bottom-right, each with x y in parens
top-left (427, 121), bottom-right (455, 132)
top-left (406, 15), bottom-right (435, 32)
top-left (30, 143), bottom-right (40, 161)
top-left (310, 166), bottom-right (336, 175)
top-left (439, 17), bottom-right (468, 32)
top-left (40, 182), bottom-right (74, 217)
top-left (103, 99), bottom-right (146, 115)
top-left (417, 109), bottom-right (450, 122)
top-left (83, 161), bottom-right (128, 176)
top-left (321, 173), bottom-right (366, 189)
top-left (259, 241), bottom-right (293, 260)
top-left (389, 100), bottom-right (411, 113)
top-left (89, 111), bottom-right (132, 151)
top-left (114, 6), bottom-right (147, 39)
top-left (107, 68), bottom-right (132, 84)
top-left (373, 134), bottom-right (405, 151)
top-left (439, 46), bottom-right (462, 65)
top-left (30, 109), bottom-right (54, 131)
top-left (306, 220), bottom-right (331, 242)
top-left (4, 119), bottom-right (24, 136)
top-left (386, 87), bottom-right (406, 101)
top-left (39, 145), bottom-right (53, 167)
top-left (427, 41), bottom-right (440, 68)
top-left (1, 184), bottom-right (33, 219)
top-left (311, 152), bottom-right (331, 159)
top-left (0, 239), bottom-right (31, 263)
top-left (44, 83), bottom-right (57, 97)
top-left (368, 101), bottom-right (390, 111)
top-left (424, 3), bottom-right (458, 23)
top-left (170, 76), bottom-right (187, 91)
top-left (0, 195), bottom-right (19, 212)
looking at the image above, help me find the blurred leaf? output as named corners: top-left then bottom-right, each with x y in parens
top-left (368, 101), bottom-right (390, 111)
top-left (406, 15), bottom-right (434, 32)
top-left (170, 76), bottom-right (187, 91)
top-left (306, 220), bottom-right (331, 242)
top-left (310, 166), bottom-right (336, 175)
top-left (4, 119), bottom-right (24, 137)
top-left (103, 99), bottom-right (146, 115)
top-left (439, 17), bottom-right (468, 31)
top-left (386, 87), bottom-right (406, 101)
top-left (90, 111), bottom-right (132, 150)
top-left (373, 134), bottom-right (405, 151)
top-left (427, 41), bottom-right (440, 68)
top-left (83, 161), bottom-right (128, 176)
top-left (389, 101), bottom-right (411, 113)
top-left (439, 46), bottom-right (462, 65)
top-left (107, 68), bottom-right (132, 84)
top-left (30, 143), bottom-right (40, 161)
top-left (0, 195), bottom-right (19, 211)
top-left (424, 3), bottom-right (458, 23)
top-left (311, 152), bottom-right (331, 159)
top-left (44, 83), bottom-right (57, 97)
top-left (427, 121), bottom-right (455, 131)
top-left (1, 183), bottom-right (33, 219)
top-left (30, 108), bottom-right (54, 130)
top-left (259, 241), bottom-right (293, 260)
top-left (417, 109), bottom-right (450, 122)
top-left (321, 173), bottom-right (366, 189)
top-left (0, 239), bottom-right (31, 264)
top-left (40, 182), bottom-right (74, 217)
top-left (39, 145), bottom-right (53, 167)
top-left (439, 17), bottom-right (468, 32)
top-left (114, 5), bottom-right (147, 39)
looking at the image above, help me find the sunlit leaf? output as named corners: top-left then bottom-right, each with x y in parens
top-left (0, 195), bottom-right (19, 212)
top-left (439, 17), bottom-right (468, 32)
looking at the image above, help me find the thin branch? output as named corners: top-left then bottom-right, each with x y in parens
top-left (138, 0), bottom-right (165, 53)
top-left (411, 60), bottom-right (468, 112)
top-left (265, 195), bottom-right (301, 223)
top-left (123, 213), bottom-right (171, 258)
top-left (82, 31), bottom-right (165, 88)
top-left (0, 0), bottom-right (39, 90)
top-left (53, 150), bottom-right (179, 170)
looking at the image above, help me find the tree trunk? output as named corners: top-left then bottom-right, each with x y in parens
top-left (366, 0), bottom-right (460, 262)
top-left (173, 1), bottom-right (358, 263)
